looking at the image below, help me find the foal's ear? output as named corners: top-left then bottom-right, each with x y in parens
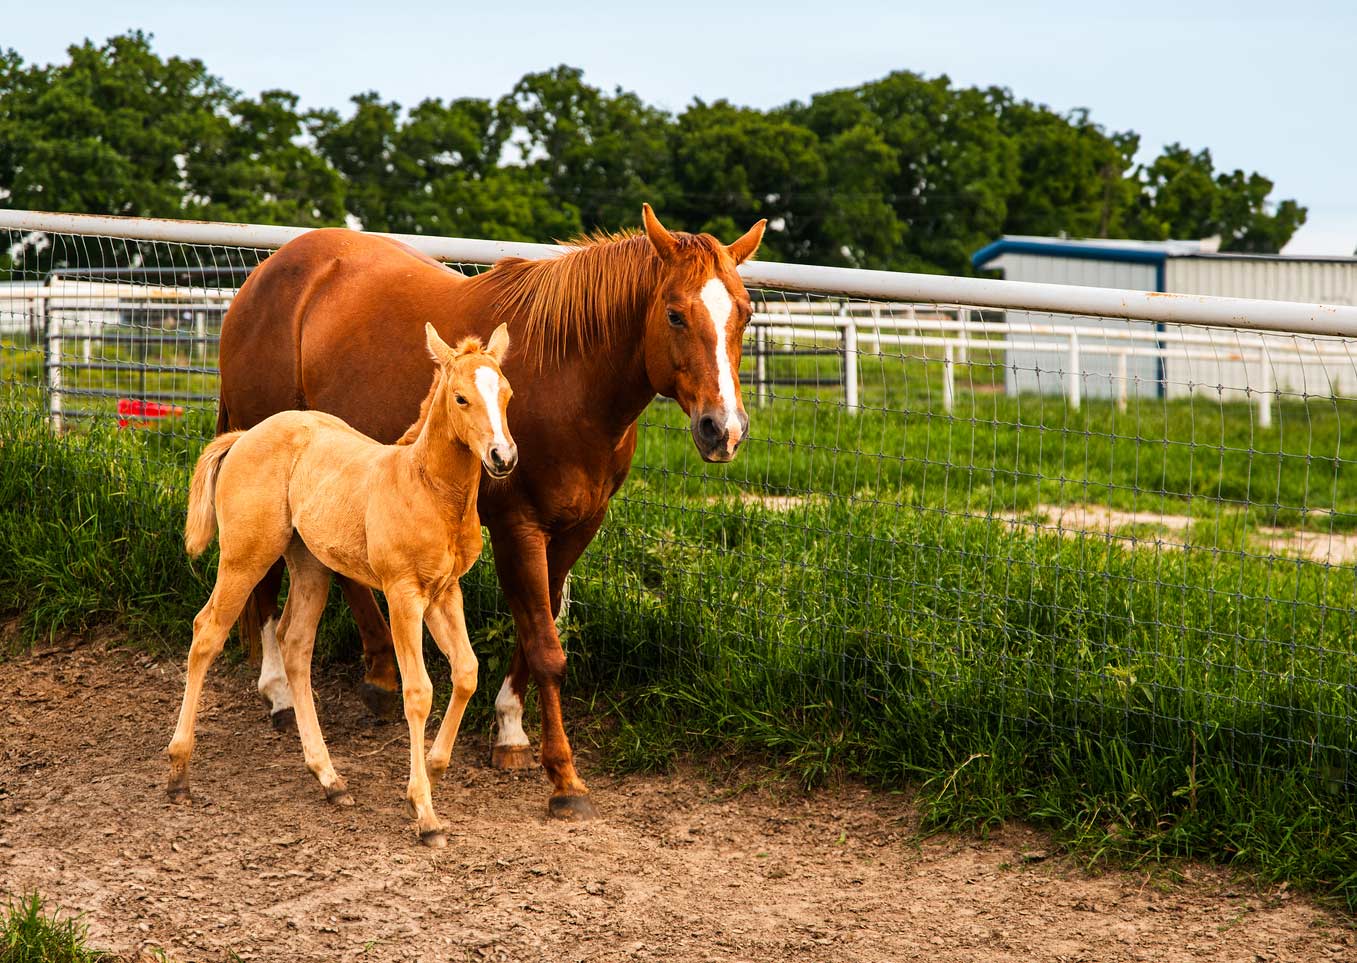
top-left (641, 203), bottom-right (677, 260)
top-left (425, 323), bottom-right (455, 365)
top-left (727, 218), bottom-right (767, 265)
top-left (486, 323), bottom-right (511, 364)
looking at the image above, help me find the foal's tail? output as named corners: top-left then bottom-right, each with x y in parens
top-left (185, 432), bottom-right (244, 557)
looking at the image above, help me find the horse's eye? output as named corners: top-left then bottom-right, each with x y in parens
top-left (455, 394), bottom-right (468, 406)
top-left (666, 308), bottom-right (685, 328)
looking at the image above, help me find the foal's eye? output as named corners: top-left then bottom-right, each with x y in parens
top-left (666, 308), bottom-right (685, 328)
top-left (454, 394), bottom-right (468, 406)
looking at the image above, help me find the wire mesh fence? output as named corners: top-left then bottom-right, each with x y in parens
top-left (3, 223), bottom-right (1356, 829)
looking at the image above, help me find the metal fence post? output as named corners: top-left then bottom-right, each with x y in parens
top-left (841, 304), bottom-right (859, 414)
top-left (942, 342), bottom-right (955, 414)
top-left (1258, 350), bottom-right (1274, 429)
top-left (1117, 351), bottom-right (1129, 413)
top-left (42, 285), bottom-right (63, 433)
top-left (1067, 329), bottom-right (1081, 411)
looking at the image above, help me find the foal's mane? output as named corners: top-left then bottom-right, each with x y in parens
top-left (395, 335), bottom-right (491, 446)
top-left (483, 229), bottom-right (728, 367)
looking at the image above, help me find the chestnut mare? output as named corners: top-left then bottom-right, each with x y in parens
top-left (218, 205), bottom-right (765, 818)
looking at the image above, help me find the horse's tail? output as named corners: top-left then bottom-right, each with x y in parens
top-left (185, 432), bottom-right (243, 557)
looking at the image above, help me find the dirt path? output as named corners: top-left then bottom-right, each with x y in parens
top-left (0, 644), bottom-right (1349, 962)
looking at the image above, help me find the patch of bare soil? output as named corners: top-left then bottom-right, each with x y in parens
top-left (1001, 503), bottom-right (1357, 565)
top-left (0, 645), bottom-right (1349, 962)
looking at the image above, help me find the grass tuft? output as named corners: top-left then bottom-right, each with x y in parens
top-left (0, 892), bottom-right (111, 963)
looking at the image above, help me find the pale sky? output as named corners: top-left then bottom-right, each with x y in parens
top-left (6, 0), bottom-right (1354, 255)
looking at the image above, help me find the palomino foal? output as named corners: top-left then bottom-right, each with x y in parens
top-left (166, 324), bottom-right (515, 846)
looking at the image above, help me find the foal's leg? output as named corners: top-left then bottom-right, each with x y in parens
top-left (167, 557), bottom-right (277, 804)
top-left (278, 546), bottom-right (352, 806)
top-left (336, 575), bottom-right (402, 720)
top-left (424, 583), bottom-right (478, 789)
top-left (385, 586), bottom-right (443, 846)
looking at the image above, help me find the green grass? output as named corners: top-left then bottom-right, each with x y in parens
top-left (0, 893), bottom-right (111, 963)
top-left (3, 368), bottom-right (1357, 908)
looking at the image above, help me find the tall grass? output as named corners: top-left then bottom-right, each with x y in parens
top-left (0, 893), bottom-right (110, 963)
top-left (2, 389), bottom-right (1356, 906)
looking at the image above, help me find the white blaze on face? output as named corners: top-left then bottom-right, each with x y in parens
top-left (494, 675), bottom-right (529, 748)
top-left (699, 276), bottom-right (742, 435)
top-left (474, 366), bottom-right (508, 446)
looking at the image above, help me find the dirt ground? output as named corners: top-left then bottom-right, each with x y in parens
top-left (0, 643), bottom-right (1351, 963)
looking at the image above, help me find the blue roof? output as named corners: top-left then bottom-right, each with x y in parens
top-left (971, 235), bottom-right (1211, 270)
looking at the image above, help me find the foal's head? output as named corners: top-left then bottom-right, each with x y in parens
top-left (639, 204), bottom-right (766, 463)
top-left (425, 323), bottom-right (517, 478)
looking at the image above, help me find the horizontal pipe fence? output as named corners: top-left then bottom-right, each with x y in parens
top-left (4, 209), bottom-right (1357, 892)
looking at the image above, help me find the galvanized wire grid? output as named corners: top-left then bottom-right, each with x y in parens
top-left (3, 229), bottom-right (1354, 786)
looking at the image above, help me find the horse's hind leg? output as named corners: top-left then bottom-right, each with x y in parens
top-left (279, 544), bottom-right (350, 806)
top-left (337, 575), bottom-right (401, 721)
top-left (250, 561), bottom-right (295, 730)
top-left (424, 583), bottom-right (477, 789)
top-left (167, 558), bottom-right (276, 804)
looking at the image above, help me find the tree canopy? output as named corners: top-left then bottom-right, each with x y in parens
top-left (0, 32), bottom-right (1308, 275)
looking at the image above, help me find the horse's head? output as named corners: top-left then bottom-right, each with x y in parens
top-left (425, 322), bottom-right (518, 478)
top-left (639, 204), bottom-right (766, 463)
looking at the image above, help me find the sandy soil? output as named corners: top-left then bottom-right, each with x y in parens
top-left (0, 643), bottom-right (1350, 963)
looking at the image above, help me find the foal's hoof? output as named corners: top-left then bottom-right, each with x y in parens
top-left (269, 707), bottom-right (296, 733)
top-left (166, 785), bottom-right (192, 807)
top-left (490, 744), bottom-right (536, 771)
top-left (359, 682), bottom-right (402, 721)
top-left (325, 785), bottom-right (355, 807)
top-left (548, 794), bottom-right (598, 821)
top-left (418, 829), bottom-right (448, 849)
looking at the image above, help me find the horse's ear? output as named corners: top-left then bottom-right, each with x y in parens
top-left (727, 218), bottom-right (767, 265)
top-left (425, 323), bottom-right (454, 365)
top-left (641, 203), bottom-right (677, 260)
top-left (486, 323), bottom-right (511, 364)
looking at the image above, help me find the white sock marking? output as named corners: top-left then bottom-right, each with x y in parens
top-left (494, 675), bottom-right (529, 748)
top-left (699, 277), bottom-right (743, 434)
top-left (256, 616), bottom-right (293, 713)
top-left (474, 366), bottom-right (508, 446)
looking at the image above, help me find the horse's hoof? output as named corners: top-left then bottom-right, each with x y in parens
top-left (167, 785), bottom-right (192, 807)
top-left (548, 794), bottom-right (598, 821)
top-left (325, 786), bottom-right (354, 807)
top-left (359, 682), bottom-right (402, 721)
top-left (490, 744), bottom-right (536, 771)
top-left (269, 707), bottom-right (296, 733)
top-left (418, 829), bottom-right (447, 849)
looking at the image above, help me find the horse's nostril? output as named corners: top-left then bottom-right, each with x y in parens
top-left (698, 415), bottom-right (722, 444)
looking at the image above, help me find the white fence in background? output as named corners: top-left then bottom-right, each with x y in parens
top-left (5, 208), bottom-right (1357, 436)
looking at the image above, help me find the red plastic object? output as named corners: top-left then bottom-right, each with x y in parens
top-left (117, 397), bottom-right (186, 429)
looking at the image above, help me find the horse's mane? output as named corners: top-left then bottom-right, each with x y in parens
top-left (482, 229), bottom-right (727, 367)
top-left (395, 335), bottom-right (490, 446)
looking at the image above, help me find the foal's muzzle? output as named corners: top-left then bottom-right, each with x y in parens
top-left (692, 408), bottom-right (749, 463)
top-left (485, 443), bottom-right (518, 478)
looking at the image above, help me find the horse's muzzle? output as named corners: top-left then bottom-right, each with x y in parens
top-left (692, 409), bottom-right (748, 463)
top-left (485, 443), bottom-right (518, 478)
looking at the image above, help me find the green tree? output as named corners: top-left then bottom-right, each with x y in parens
top-left (500, 65), bottom-right (673, 233)
top-left (1129, 143), bottom-right (1306, 251)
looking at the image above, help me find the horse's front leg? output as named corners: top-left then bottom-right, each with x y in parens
top-left (489, 513), bottom-right (602, 775)
top-left (423, 583), bottom-right (478, 788)
top-left (490, 522), bottom-right (595, 819)
top-left (385, 586), bottom-right (444, 846)
top-left (336, 575), bottom-right (402, 720)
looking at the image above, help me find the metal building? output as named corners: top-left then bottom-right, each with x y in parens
top-left (971, 236), bottom-right (1357, 402)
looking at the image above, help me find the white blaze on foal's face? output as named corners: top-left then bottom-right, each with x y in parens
top-left (699, 276), bottom-right (742, 435)
top-left (474, 366), bottom-right (508, 446)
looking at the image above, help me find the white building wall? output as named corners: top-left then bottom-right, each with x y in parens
top-left (1163, 258), bottom-right (1357, 401)
top-left (997, 254), bottom-right (1161, 402)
